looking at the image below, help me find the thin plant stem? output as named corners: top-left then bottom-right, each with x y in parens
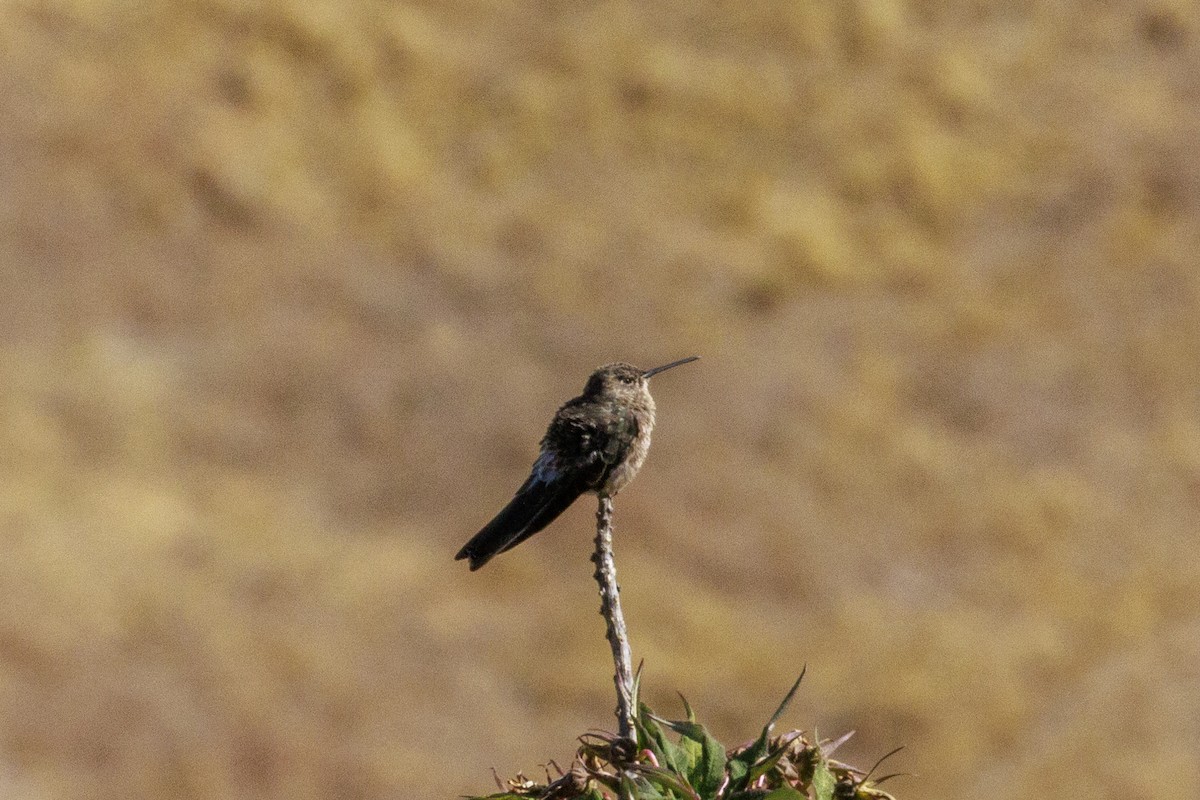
top-left (591, 496), bottom-right (635, 739)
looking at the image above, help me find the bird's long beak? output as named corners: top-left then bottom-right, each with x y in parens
top-left (642, 356), bottom-right (700, 378)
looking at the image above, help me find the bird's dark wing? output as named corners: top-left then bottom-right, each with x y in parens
top-left (543, 399), bottom-right (636, 490)
top-left (456, 399), bottom-right (637, 571)
top-left (493, 458), bottom-right (592, 556)
top-left (455, 445), bottom-right (605, 571)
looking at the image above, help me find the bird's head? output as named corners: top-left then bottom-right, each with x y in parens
top-left (582, 357), bottom-right (699, 402)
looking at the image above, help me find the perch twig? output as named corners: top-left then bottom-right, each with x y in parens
top-left (591, 496), bottom-right (635, 739)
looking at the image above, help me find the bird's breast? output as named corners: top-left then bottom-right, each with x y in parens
top-left (599, 399), bottom-right (655, 497)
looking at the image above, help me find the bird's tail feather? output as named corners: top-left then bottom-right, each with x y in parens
top-left (495, 482), bottom-right (585, 556)
top-left (455, 478), bottom-right (586, 570)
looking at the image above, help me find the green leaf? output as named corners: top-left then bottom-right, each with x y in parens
top-left (811, 760), bottom-right (836, 800)
top-left (745, 739), bottom-right (794, 784)
top-left (762, 788), bottom-right (807, 800)
top-left (636, 704), bottom-right (691, 774)
top-left (635, 709), bottom-right (666, 760)
top-left (726, 670), bottom-right (806, 793)
top-left (679, 730), bottom-right (702, 774)
top-left (652, 718), bottom-right (727, 798)
top-left (767, 669), bottom-right (806, 732)
top-left (631, 780), bottom-right (668, 800)
top-left (632, 765), bottom-right (700, 800)
top-left (677, 692), bottom-right (696, 723)
top-left (622, 771), bottom-right (679, 800)
top-left (632, 661), bottom-right (645, 711)
top-left (726, 756), bottom-right (750, 786)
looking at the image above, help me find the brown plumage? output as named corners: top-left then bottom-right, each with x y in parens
top-left (455, 357), bottom-right (698, 570)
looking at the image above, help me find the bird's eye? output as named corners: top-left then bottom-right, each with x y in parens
top-left (620, 375), bottom-right (634, 384)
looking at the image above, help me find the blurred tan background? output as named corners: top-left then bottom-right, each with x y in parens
top-left (1, 1), bottom-right (1198, 798)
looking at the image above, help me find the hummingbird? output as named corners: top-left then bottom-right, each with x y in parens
top-left (456, 356), bottom-right (699, 570)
